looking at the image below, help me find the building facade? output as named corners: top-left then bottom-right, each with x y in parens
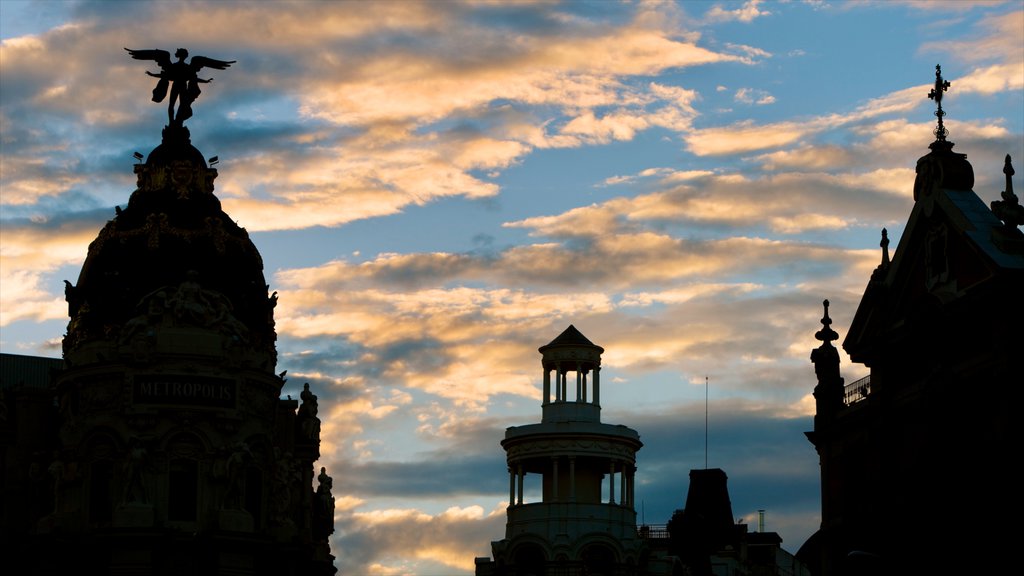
top-left (0, 122), bottom-right (336, 575)
top-left (800, 67), bottom-right (1021, 575)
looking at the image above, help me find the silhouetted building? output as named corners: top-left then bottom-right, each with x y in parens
top-left (800, 67), bottom-right (1021, 575)
top-left (474, 328), bottom-right (808, 576)
top-left (0, 122), bottom-right (336, 575)
top-left (475, 325), bottom-right (649, 576)
top-left (662, 469), bottom-right (809, 576)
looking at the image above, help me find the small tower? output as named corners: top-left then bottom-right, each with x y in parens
top-left (476, 325), bottom-right (644, 576)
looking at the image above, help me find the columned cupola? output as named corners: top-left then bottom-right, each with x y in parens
top-left (477, 325), bottom-right (645, 576)
top-left (540, 324), bottom-right (603, 423)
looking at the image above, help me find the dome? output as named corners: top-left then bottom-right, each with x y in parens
top-left (63, 125), bottom-right (277, 367)
top-left (913, 139), bottom-right (975, 201)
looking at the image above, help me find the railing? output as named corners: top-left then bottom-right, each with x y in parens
top-left (506, 502), bottom-right (638, 540)
top-left (844, 374), bottom-right (870, 405)
top-left (637, 524), bottom-right (669, 539)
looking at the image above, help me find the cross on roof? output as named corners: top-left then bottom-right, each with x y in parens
top-left (928, 64), bottom-right (951, 141)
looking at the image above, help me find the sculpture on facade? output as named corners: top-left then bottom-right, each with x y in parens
top-left (121, 438), bottom-right (149, 505)
top-left (314, 467), bottom-right (336, 539)
top-left (125, 47), bottom-right (235, 126)
top-left (297, 383), bottom-right (321, 441)
top-left (991, 155), bottom-right (1024, 228)
top-left (220, 442), bottom-right (252, 510)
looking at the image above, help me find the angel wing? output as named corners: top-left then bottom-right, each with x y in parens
top-left (124, 47), bottom-right (172, 69)
top-left (190, 56), bottom-right (236, 72)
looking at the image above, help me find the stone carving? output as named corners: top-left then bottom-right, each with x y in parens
top-left (119, 290), bottom-right (167, 352)
top-left (118, 272), bottom-right (250, 349)
top-left (313, 467), bottom-right (336, 539)
top-left (121, 438), bottom-right (149, 505)
top-left (219, 442), bottom-right (251, 510)
top-left (270, 449), bottom-right (299, 529)
top-left (991, 155), bottom-right (1024, 228)
top-left (125, 47), bottom-right (234, 127)
top-left (297, 383), bottom-right (321, 441)
top-left (48, 452), bottom-right (66, 513)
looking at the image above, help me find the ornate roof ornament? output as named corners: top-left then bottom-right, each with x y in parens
top-left (880, 228), bottom-right (890, 267)
top-left (928, 64), bottom-right (951, 142)
top-left (814, 299), bottom-right (839, 345)
top-left (991, 155), bottom-right (1024, 228)
top-left (914, 64), bottom-right (974, 200)
top-left (126, 47), bottom-right (235, 128)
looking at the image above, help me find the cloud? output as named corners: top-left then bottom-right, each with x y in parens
top-left (0, 216), bottom-right (102, 326)
top-left (0, 1), bottom-right (747, 241)
top-left (509, 169), bottom-right (910, 236)
top-left (682, 83), bottom-right (927, 156)
top-left (2, 4), bottom-right (1018, 575)
top-left (335, 502), bottom-right (506, 574)
top-left (734, 87), bottom-right (776, 105)
top-left (704, 1), bottom-right (773, 23)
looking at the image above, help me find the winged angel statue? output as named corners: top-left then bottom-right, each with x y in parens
top-left (125, 47), bottom-right (235, 126)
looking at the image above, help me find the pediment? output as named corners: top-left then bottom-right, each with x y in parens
top-left (844, 187), bottom-right (1024, 365)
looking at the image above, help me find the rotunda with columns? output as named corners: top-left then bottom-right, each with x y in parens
top-left (476, 325), bottom-right (645, 576)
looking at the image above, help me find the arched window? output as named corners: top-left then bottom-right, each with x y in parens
top-left (166, 433), bottom-right (203, 522)
top-left (168, 458), bottom-right (198, 521)
top-left (244, 465), bottom-right (263, 528)
top-left (581, 543), bottom-right (615, 576)
top-left (513, 543), bottom-right (546, 576)
top-left (88, 459), bottom-right (114, 525)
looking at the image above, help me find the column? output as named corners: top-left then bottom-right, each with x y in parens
top-left (609, 461), bottom-right (616, 504)
top-left (569, 457), bottom-right (576, 502)
top-left (620, 463), bottom-right (627, 506)
top-left (517, 464), bottom-right (524, 505)
top-left (625, 466), bottom-right (633, 507)
top-left (555, 365), bottom-right (561, 401)
top-left (561, 369), bottom-right (568, 402)
top-left (582, 368), bottom-right (587, 403)
top-left (593, 366), bottom-right (600, 406)
top-left (576, 363), bottom-right (582, 402)
top-left (543, 367), bottom-right (551, 404)
top-left (509, 468), bottom-right (515, 507)
top-left (626, 463), bottom-right (634, 504)
top-left (552, 457), bottom-right (559, 502)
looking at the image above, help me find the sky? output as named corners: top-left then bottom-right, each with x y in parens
top-left (1, 0), bottom-right (1022, 574)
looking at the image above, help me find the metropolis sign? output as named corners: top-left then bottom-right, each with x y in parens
top-left (133, 374), bottom-right (236, 408)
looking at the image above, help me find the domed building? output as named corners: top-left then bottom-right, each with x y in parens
top-left (475, 325), bottom-right (648, 576)
top-left (1, 122), bottom-right (337, 575)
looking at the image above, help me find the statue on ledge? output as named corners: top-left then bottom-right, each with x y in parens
top-left (125, 47), bottom-right (234, 127)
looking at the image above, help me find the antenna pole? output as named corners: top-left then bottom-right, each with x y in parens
top-left (705, 375), bottom-right (709, 470)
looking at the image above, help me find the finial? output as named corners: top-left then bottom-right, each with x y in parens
top-left (880, 228), bottom-right (890, 267)
top-left (928, 64), bottom-right (951, 141)
top-left (814, 299), bottom-right (839, 345)
top-left (991, 155), bottom-right (1024, 228)
top-left (1005, 154), bottom-right (1015, 197)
